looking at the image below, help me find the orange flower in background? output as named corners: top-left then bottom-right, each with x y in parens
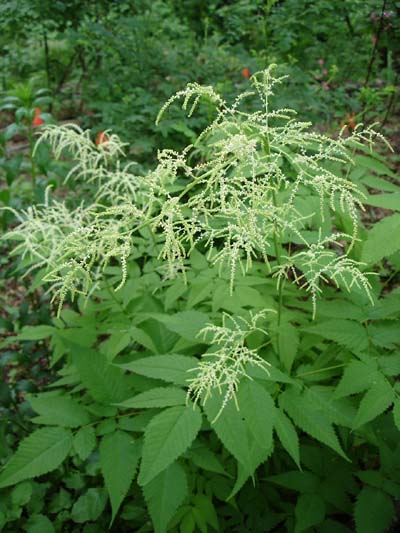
top-left (341, 112), bottom-right (356, 132)
top-left (96, 130), bottom-right (109, 146)
top-left (34, 107), bottom-right (41, 116)
top-left (241, 67), bottom-right (251, 80)
top-left (346, 112), bottom-right (356, 131)
top-left (32, 113), bottom-right (44, 127)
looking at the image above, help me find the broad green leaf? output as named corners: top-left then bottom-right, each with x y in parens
top-left (100, 431), bottom-right (141, 524)
top-left (143, 461), bottom-right (187, 533)
top-left (280, 387), bottom-right (348, 459)
top-left (204, 391), bottom-right (271, 478)
top-left (71, 488), bottom-right (107, 523)
top-left (364, 193), bottom-right (400, 211)
top-left (16, 325), bottom-right (56, 341)
top-left (247, 363), bottom-right (295, 384)
top-left (380, 354), bottom-right (400, 377)
top-left (0, 427), bottom-right (72, 488)
top-left (268, 471), bottom-right (319, 493)
top-left (361, 214), bottom-right (400, 264)
top-left (237, 380), bottom-right (275, 449)
top-left (303, 320), bottom-right (368, 352)
top-left (119, 354), bottom-right (198, 386)
top-left (188, 443), bottom-right (226, 475)
top-left (73, 426), bottom-right (96, 461)
top-left (369, 322), bottom-right (400, 348)
top-left (278, 321), bottom-right (299, 372)
top-left (116, 387), bottom-right (186, 409)
top-left (11, 481), bottom-right (32, 506)
top-left (354, 487), bottom-right (394, 533)
top-left (353, 376), bottom-right (394, 428)
top-left (71, 343), bottom-right (131, 403)
top-left (295, 493), bottom-right (326, 532)
top-left (27, 393), bottom-right (90, 428)
top-left (138, 405), bottom-right (202, 486)
top-left (304, 386), bottom-right (356, 427)
top-left (334, 360), bottom-right (379, 399)
top-left (355, 154), bottom-right (396, 177)
top-left (24, 514), bottom-right (55, 533)
top-left (193, 494), bottom-right (219, 530)
top-left (148, 311), bottom-right (209, 341)
top-left (361, 174), bottom-right (400, 193)
top-left (274, 408), bottom-right (300, 468)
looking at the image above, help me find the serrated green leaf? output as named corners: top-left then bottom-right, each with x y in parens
top-left (355, 154), bottom-right (396, 177)
top-left (188, 443), bottom-right (226, 475)
top-left (27, 394), bottom-right (90, 428)
top-left (274, 408), bottom-right (300, 468)
top-left (73, 426), bottom-right (96, 461)
top-left (116, 387), bottom-right (186, 409)
top-left (280, 387), bottom-right (348, 460)
top-left (119, 354), bottom-right (198, 386)
top-left (71, 488), bottom-right (107, 523)
top-left (304, 386), bottom-right (356, 427)
top-left (0, 427), bottom-right (72, 488)
top-left (203, 391), bottom-right (271, 478)
top-left (193, 494), bottom-right (219, 530)
top-left (354, 487), bottom-right (394, 533)
top-left (361, 214), bottom-right (400, 264)
top-left (143, 461), bottom-right (187, 533)
top-left (237, 380), bottom-right (275, 449)
top-left (11, 481), bottom-right (32, 506)
top-left (16, 325), bottom-right (56, 341)
top-left (71, 343), bottom-right (131, 403)
top-left (148, 311), bottom-right (209, 341)
top-left (277, 321), bottom-right (299, 372)
top-left (303, 320), bottom-right (368, 352)
top-left (138, 405), bottom-right (202, 486)
top-left (100, 431), bottom-right (141, 524)
top-left (295, 493), bottom-right (326, 532)
top-left (369, 322), bottom-right (400, 348)
top-left (353, 376), bottom-right (394, 428)
top-left (334, 360), bottom-right (379, 399)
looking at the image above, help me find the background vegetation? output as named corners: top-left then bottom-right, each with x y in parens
top-left (0, 1), bottom-right (399, 532)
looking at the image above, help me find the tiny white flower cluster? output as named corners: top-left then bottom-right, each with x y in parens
top-left (187, 311), bottom-right (272, 421)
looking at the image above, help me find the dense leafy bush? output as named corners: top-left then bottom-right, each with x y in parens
top-left (1, 67), bottom-right (399, 532)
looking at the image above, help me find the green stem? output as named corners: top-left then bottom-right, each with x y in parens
top-left (296, 363), bottom-right (346, 378)
top-left (271, 190), bottom-right (283, 329)
top-left (133, 158), bottom-right (235, 234)
top-left (27, 127), bottom-right (37, 199)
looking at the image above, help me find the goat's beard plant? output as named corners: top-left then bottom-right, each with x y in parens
top-left (5, 65), bottom-right (388, 414)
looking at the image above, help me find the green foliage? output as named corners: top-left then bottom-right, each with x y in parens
top-left (138, 405), bottom-right (202, 486)
top-left (143, 461), bottom-right (188, 533)
top-left (100, 431), bottom-right (141, 523)
top-left (0, 428), bottom-right (72, 488)
top-left (1, 15), bottom-right (400, 529)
